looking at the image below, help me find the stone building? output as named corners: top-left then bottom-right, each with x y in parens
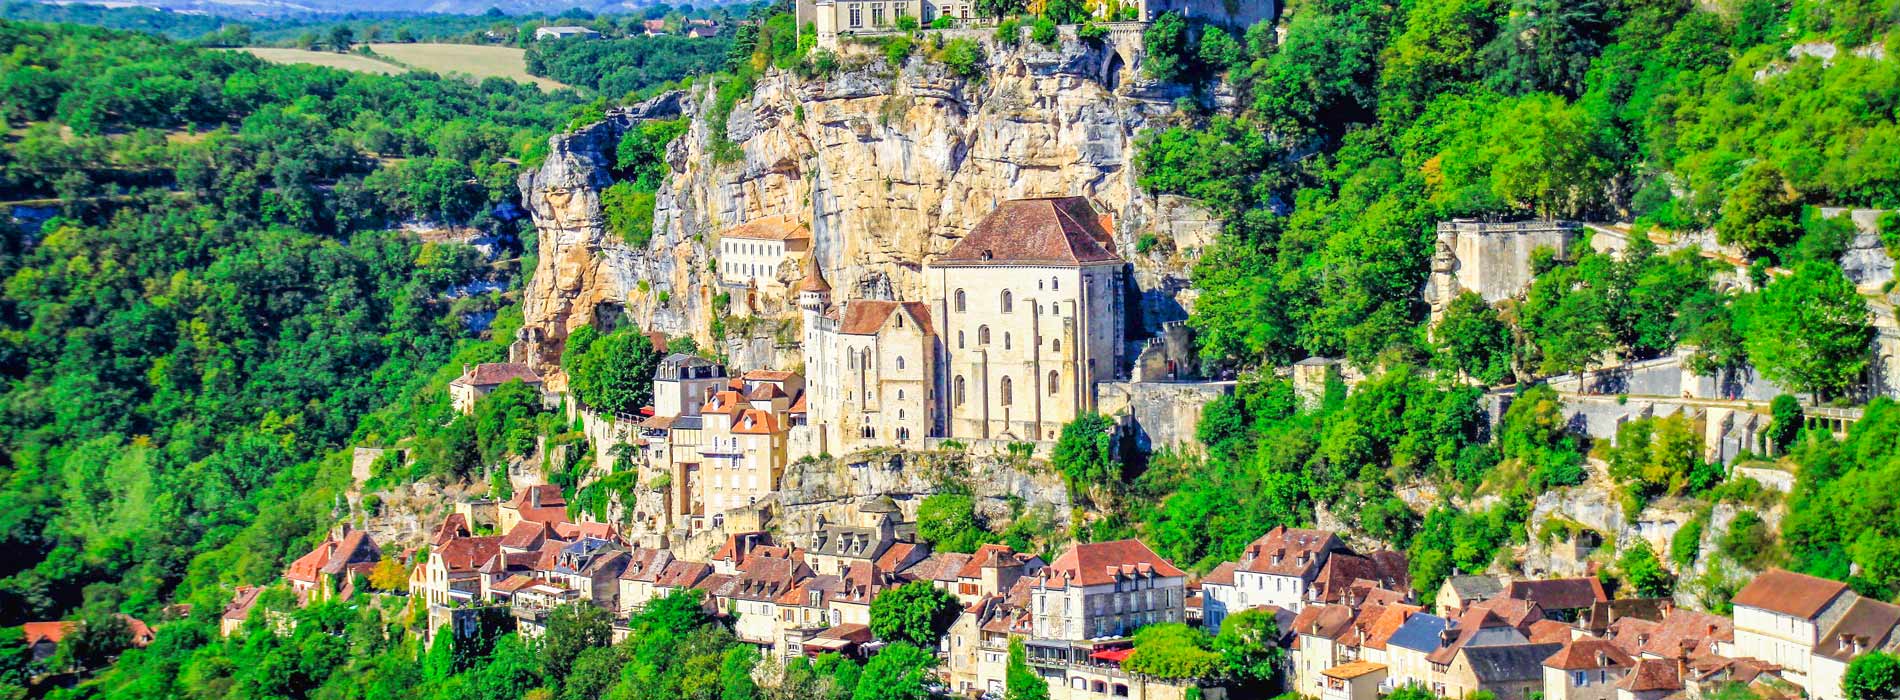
top-left (449, 362), bottom-right (543, 414)
top-left (1425, 219), bottom-right (1580, 324)
top-left (717, 216), bottom-right (811, 307)
top-left (930, 196), bottom-right (1126, 442)
top-left (799, 264), bottom-right (938, 455)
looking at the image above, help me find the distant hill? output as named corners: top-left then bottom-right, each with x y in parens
top-left (1, 0), bottom-right (702, 21)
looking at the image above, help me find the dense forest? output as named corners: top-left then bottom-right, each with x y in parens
top-left (0, 13), bottom-right (592, 667)
top-left (1101, 0), bottom-right (1900, 605)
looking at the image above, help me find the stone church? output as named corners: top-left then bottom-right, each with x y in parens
top-left (800, 196), bottom-right (1127, 454)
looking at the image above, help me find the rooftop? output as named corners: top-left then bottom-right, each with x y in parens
top-left (938, 196), bottom-right (1121, 267)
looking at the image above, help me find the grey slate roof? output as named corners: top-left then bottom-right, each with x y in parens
top-left (1464, 643), bottom-right (1566, 683)
top-left (1388, 614), bottom-right (1453, 652)
top-left (1446, 575), bottom-right (1505, 600)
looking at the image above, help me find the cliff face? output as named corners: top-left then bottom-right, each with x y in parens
top-left (516, 29), bottom-right (1220, 377)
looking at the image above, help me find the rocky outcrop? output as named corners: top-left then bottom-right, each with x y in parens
top-left (516, 31), bottom-right (1210, 377)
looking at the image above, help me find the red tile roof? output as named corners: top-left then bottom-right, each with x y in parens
top-left (454, 363), bottom-right (542, 387)
top-left (1732, 569), bottom-right (1852, 619)
top-left (436, 536), bottom-right (504, 573)
top-left (1544, 637), bottom-right (1637, 670)
top-left (744, 369), bottom-right (797, 382)
top-left (1038, 539), bottom-right (1184, 588)
top-left (1503, 577), bottom-right (1609, 612)
top-left (1617, 658), bottom-right (1682, 692)
top-left (797, 260), bottom-right (831, 293)
top-left (1202, 561), bottom-right (1238, 587)
top-left (1640, 609), bottom-right (1733, 658)
top-left (22, 621), bottom-right (69, 646)
top-left (1236, 526), bottom-right (1344, 578)
top-left (838, 300), bottom-right (934, 336)
top-left (939, 197), bottom-right (1120, 267)
top-left (223, 586), bottom-right (263, 623)
top-left (501, 521), bottom-right (550, 550)
top-left (731, 409), bottom-right (781, 435)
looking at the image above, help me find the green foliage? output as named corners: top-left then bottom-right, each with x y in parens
top-left (934, 37), bottom-right (984, 78)
top-left (1740, 261), bottom-right (1875, 399)
top-left (852, 642), bottom-right (936, 700)
top-left (1006, 637), bottom-right (1050, 700)
top-left (1769, 394), bottom-right (1804, 451)
top-left (1213, 608), bottom-right (1287, 684)
top-left (868, 582), bottom-right (961, 648)
top-left (1608, 414), bottom-right (1721, 502)
top-left (1142, 12), bottom-right (1192, 82)
top-left (1672, 511), bottom-right (1707, 568)
top-left (562, 324), bottom-right (665, 415)
top-left (1845, 652), bottom-right (1900, 700)
top-left (1123, 623), bottom-right (1221, 679)
top-left (884, 34), bottom-right (914, 66)
top-left (473, 380), bottom-right (548, 464)
top-left (1433, 292), bottom-right (1513, 385)
top-left (916, 493), bottom-right (985, 552)
top-left (603, 181), bottom-right (659, 247)
top-left (1030, 17), bottom-right (1058, 48)
top-left (1721, 511), bottom-right (1776, 570)
top-left (1618, 540), bottom-right (1675, 597)
top-left (1052, 412), bottom-right (1122, 494)
top-left (525, 33), bottom-right (730, 97)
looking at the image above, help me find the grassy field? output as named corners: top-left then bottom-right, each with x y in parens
top-left (235, 48), bottom-right (405, 75)
top-left (234, 44), bottom-right (568, 91)
top-left (367, 43), bottom-right (567, 91)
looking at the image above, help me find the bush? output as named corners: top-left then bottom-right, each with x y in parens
top-left (1030, 17), bottom-right (1058, 48)
top-left (1077, 21), bottom-right (1108, 43)
top-left (1720, 511), bottom-right (1775, 569)
top-left (884, 35), bottom-right (914, 66)
top-left (935, 38), bottom-right (985, 78)
top-left (930, 15), bottom-right (956, 29)
top-left (601, 181), bottom-right (657, 247)
top-left (994, 17), bottom-right (1022, 44)
top-left (894, 14), bottom-right (920, 32)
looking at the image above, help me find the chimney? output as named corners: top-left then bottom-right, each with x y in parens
top-left (1440, 629), bottom-right (1456, 646)
top-left (1597, 651), bottom-right (1608, 667)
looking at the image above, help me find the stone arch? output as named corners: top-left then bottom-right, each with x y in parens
top-left (1103, 50), bottom-right (1127, 91)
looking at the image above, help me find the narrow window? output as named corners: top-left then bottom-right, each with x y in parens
top-left (1048, 371), bottom-right (1059, 395)
top-left (954, 376), bottom-right (966, 406)
top-left (896, 356), bottom-right (906, 370)
top-left (1004, 332), bottom-right (1011, 350)
top-left (954, 289), bottom-right (966, 312)
top-left (978, 326), bottom-right (990, 345)
top-left (1001, 290), bottom-right (1013, 313)
top-left (1000, 377), bottom-right (1013, 406)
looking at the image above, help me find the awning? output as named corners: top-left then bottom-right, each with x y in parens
top-left (1089, 648), bottom-right (1134, 663)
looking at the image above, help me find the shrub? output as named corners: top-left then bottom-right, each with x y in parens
top-left (930, 15), bottom-right (956, 29)
top-left (994, 17), bottom-right (1022, 44)
top-left (884, 35), bottom-right (914, 66)
top-left (1076, 21), bottom-right (1108, 43)
top-left (601, 181), bottom-right (656, 247)
top-left (1030, 17), bottom-right (1058, 48)
top-left (894, 14), bottom-right (920, 32)
top-left (935, 38), bottom-right (985, 78)
top-left (1136, 232), bottom-right (1160, 254)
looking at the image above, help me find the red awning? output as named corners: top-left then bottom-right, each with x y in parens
top-left (1089, 648), bottom-right (1134, 663)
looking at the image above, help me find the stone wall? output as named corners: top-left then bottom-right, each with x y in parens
top-left (1425, 220), bottom-right (1579, 322)
top-left (1095, 379), bottom-right (1233, 453)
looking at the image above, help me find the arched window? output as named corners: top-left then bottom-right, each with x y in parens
top-left (895, 313), bottom-right (904, 328)
top-left (1048, 371), bottom-right (1059, 395)
top-left (978, 326), bottom-right (990, 345)
top-left (1004, 333), bottom-right (1011, 350)
top-left (861, 348), bottom-right (873, 372)
top-left (897, 389), bottom-right (905, 400)
top-left (1052, 277), bottom-right (1059, 291)
top-left (954, 289), bottom-right (966, 312)
top-left (954, 376), bottom-right (966, 406)
top-left (896, 356), bottom-right (905, 370)
top-left (898, 409), bottom-right (905, 421)
top-left (1001, 290), bottom-right (1013, 313)
top-left (1052, 338), bottom-right (1061, 353)
top-left (1000, 377), bottom-right (1013, 406)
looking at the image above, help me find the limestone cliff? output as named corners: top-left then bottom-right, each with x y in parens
top-left (515, 29), bottom-right (1221, 379)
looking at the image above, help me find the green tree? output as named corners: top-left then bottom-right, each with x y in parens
top-left (1433, 292), bottom-right (1513, 384)
top-left (1845, 652), bottom-right (1900, 700)
top-left (542, 602), bottom-right (613, 686)
top-left (975, 0), bottom-right (1026, 20)
top-left (1213, 608), bottom-right (1286, 683)
top-left (1768, 394), bottom-right (1803, 452)
top-left (329, 24), bottom-right (355, 51)
top-left (1123, 623), bottom-right (1221, 679)
top-left (1618, 540), bottom-right (1674, 597)
top-left (1741, 262), bottom-right (1875, 399)
top-left (1142, 12), bottom-right (1191, 81)
top-left (916, 493), bottom-right (984, 553)
top-left (1005, 637), bottom-right (1049, 700)
top-left (852, 642), bottom-right (936, 700)
top-left (1052, 412), bottom-right (1121, 492)
top-left (563, 325), bottom-right (666, 414)
top-left (1717, 163), bottom-right (1803, 256)
top-left (868, 582), bottom-right (960, 647)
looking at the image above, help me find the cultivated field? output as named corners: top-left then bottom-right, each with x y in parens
top-left (366, 43), bottom-right (567, 91)
top-left (235, 48), bottom-right (405, 75)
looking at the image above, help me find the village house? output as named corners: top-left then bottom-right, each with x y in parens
top-left (1808, 596), bottom-right (1900, 700)
top-left (800, 496), bottom-right (913, 575)
top-left (717, 216), bottom-right (811, 295)
top-left (716, 549), bottom-right (813, 650)
top-left (1438, 575), bottom-right (1506, 618)
top-left (414, 533), bottom-right (503, 607)
top-left (1727, 568), bottom-right (1858, 689)
top-left (449, 362), bottom-right (543, 414)
top-left (282, 526), bottom-right (381, 604)
top-left (1543, 637), bottom-right (1638, 700)
top-left (1228, 526), bottom-right (1349, 614)
top-left (1017, 539), bottom-right (1189, 698)
top-left (614, 547), bottom-right (676, 614)
top-left (1503, 577), bottom-right (1611, 622)
top-left (221, 586), bottom-right (263, 637)
top-left (1322, 659), bottom-right (1390, 700)
top-left (496, 484), bottom-right (568, 534)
